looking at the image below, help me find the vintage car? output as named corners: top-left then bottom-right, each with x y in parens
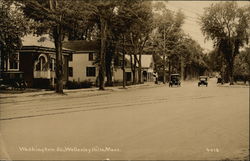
top-left (0, 71), bottom-right (27, 90)
top-left (169, 74), bottom-right (181, 87)
top-left (198, 76), bottom-right (208, 87)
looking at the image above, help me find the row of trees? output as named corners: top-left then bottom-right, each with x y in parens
top-left (151, 2), bottom-right (209, 82)
top-left (3, 1), bottom-right (247, 94)
top-left (0, 0), bottom-right (211, 93)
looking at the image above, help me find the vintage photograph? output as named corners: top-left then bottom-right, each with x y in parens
top-left (0, 0), bottom-right (249, 160)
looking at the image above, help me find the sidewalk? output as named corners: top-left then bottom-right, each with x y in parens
top-left (217, 83), bottom-right (249, 88)
top-left (0, 82), bottom-right (161, 102)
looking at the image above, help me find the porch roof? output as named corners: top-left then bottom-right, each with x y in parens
top-left (19, 46), bottom-right (74, 55)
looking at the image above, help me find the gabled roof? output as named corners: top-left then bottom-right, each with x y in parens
top-left (63, 40), bottom-right (99, 52)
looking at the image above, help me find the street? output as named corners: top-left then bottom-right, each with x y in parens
top-left (0, 78), bottom-right (249, 160)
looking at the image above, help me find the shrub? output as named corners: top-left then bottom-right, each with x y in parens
top-left (80, 80), bottom-right (93, 88)
top-left (66, 80), bottom-right (93, 89)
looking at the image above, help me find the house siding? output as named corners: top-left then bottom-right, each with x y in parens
top-left (69, 52), bottom-right (98, 83)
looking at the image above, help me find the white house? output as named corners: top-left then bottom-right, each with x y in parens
top-left (63, 40), bottom-right (99, 83)
top-left (63, 40), bottom-right (155, 85)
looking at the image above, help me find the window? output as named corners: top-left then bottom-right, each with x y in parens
top-left (89, 52), bottom-right (94, 61)
top-left (36, 56), bottom-right (46, 71)
top-left (86, 67), bottom-right (96, 77)
top-left (9, 53), bottom-right (19, 70)
top-left (69, 67), bottom-right (73, 77)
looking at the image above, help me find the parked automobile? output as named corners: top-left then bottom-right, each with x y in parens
top-left (0, 72), bottom-right (27, 90)
top-left (169, 74), bottom-right (181, 87)
top-left (198, 76), bottom-right (208, 87)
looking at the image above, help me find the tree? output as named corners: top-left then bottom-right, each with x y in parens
top-left (152, 2), bottom-right (185, 82)
top-left (0, 0), bottom-right (29, 76)
top-left (85, 0), bottom-right (118, 90)
top-left (180, 37), bottom-right (209, 79)
top-left (128, 1), bottom-right (153, 84)
top-left (200, 2), bottom-right (250, 84)
top-left (18, 0), bottom-right (91, 93)
top-left (104, 0), bottom-right (154, 85)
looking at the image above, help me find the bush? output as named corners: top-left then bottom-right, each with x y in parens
top-left (80, 80), bottom-right (93, 88)
top-left (66, 80), bottom-right (93, 89)
top-left (66, 81), bottom-right (80, 89)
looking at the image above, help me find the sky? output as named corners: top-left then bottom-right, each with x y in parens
top-left (165, 1), bottom-right (250, 53)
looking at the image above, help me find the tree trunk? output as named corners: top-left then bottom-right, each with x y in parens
top-left (0, 48), bottom-right (5, 78)
top-left (181, 55), bottom-right (184, 81)
top-left (105, 62), bottom-right (112, 86)
top-left (105, 46), bottom-right (113, 86)
top-left (99, 16), bottom-right (107, 90)
top-left (168, 57), bottom-right (171, 82)
top-left (138, 53), bottom-right (142, 84)
top-left (228, 59), bottom-right (234, 85)
top-left (122, 51), bottom-right (126, 88)
top-left (53, 25), bottom-right (64, 94)
top-left (132, 55), bottom-right (137, 84)
top-left (130, 54), bottom-right (135, 85)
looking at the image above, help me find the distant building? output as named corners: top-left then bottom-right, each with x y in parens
top-left (113, 54), bottom-right (154, 83)
top-left (141, 55), bottom-right (154, 82)
top-left (113, 54), bottom-right (133, 83)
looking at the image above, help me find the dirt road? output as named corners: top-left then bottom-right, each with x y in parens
top-left (0, 78), bottom-right (249, 160)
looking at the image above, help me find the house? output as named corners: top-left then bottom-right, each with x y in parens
top-left (63, 40), bottom-right (155, 86)
top-left (19, 46), bottom-right (73, 88)
top-left (0, 35), bottom-right (73, 88)
top-left (63, 40), bottom-right (99, 84)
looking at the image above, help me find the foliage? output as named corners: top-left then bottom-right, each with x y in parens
top-left (200, 1), bottom-right (250, 84)
top-left (151, 2), bottom-right (185, 82)
top-left (0, 0), bottom-right (29, 72)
